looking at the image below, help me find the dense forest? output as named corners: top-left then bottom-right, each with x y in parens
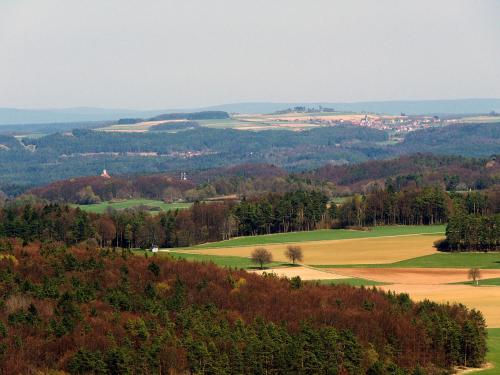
top-left (0, 125), bottom-right (387, 191)
top-left (1, 187), bottom-right (498, 249)
top-left (308, 154), bottom-right (499, 194)
top-left (22, 154), bottom-right (500, 206)
top-left (0, 241), bottom-right (487, 373)
top-left (394, 123), bottom-right (500, 157)
top-left (0, 122), bottom-right (498, 191)
top-left (436, 214), bottom-right (500, 251)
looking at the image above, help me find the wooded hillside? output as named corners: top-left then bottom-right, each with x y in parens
top-left (0, 241), bottom-right (487, 374)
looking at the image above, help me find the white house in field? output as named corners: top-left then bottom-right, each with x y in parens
top-left (151, 245), bottom-right (159, 253)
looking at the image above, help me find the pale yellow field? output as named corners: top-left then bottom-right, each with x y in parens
top-left (188, 234), bottom-right (442, 265)
top-left (317, 268), bottom-right (500, 327)
top-left (380, 283), bottom-right (500, 327)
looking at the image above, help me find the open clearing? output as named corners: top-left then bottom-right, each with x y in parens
top-left (76, 199), bottom-right (191, 214)
top-left (186, 234), bottom-right (443, 265)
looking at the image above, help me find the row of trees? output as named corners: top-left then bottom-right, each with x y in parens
top-left (0, 187), bottom-right (497, 249)
top-left (234, 191), bottom-right (329, 235)
top-left (334, 188), bottom-right (499, 227)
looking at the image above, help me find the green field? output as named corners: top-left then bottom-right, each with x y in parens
top-left (312, 278), bottom-right (390, 287)
top-left (456, 278), bottom-right (500, 286)
top-left (136, 250), bottom-right (292, 269)
top-left (190, 225), bottom-right (446, 249)
top-left (76, 199), bottom-right (191, 214)
top-left (478, 329), bottom-right (500, 374)
top-left (315, 252), bottom-right (500, 269)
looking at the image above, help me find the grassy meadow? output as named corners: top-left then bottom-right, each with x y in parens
top-left (76, 199), bottom-right (191, 214)
top-left (191, 225), bottom-right (445, 249)
top-left (317, 252), bottom-right (500, 269)
top-left (478, 329), bottom-right (500, 374)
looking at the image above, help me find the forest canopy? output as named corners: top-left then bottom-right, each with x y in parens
top-left (0, 240), bottom-right (488, 374)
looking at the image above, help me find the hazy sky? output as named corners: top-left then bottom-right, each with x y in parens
top-left (1, 0), bottom-right (499, 109)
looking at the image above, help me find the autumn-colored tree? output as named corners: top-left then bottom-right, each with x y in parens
top-left (96, 217), bottom-right (116, 247)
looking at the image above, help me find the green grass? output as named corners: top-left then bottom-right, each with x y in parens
top-left (190, 225), bottom-right (445, 249)
top-left (477, 329), bottom-right (500, 374)
top-left (75, 199), bottom-right (192, 214)
top-left (314, 252), bottom-right (500, 269)
top-left (455, 278), bottom-right (500, 286)
top-left (135, 250), bottom-right (292, 270)
top-left (311, 278), bottom-right (390, 287)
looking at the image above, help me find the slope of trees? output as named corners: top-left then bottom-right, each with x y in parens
top-left (395, 123), bottom-right (500, 157)
top-left (0, 125), bottom-right (389, 188)
top-left (22, 154), bottom-right (499, 206)
top-left (0, 241), bottom-right (488, 373)
top-left (307, 154), bottom-right (499, 193)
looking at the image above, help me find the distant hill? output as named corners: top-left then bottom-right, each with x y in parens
top-left (394, 123), bottom-right (500, 157)
top-left (2, 98), bottom-right (499, 125)
top-left (203, 98), bottom-right (500, 115)
top-left (25, 154), bottom-right (500, 203)
top-left (306, 154), bottom-right (499, 192)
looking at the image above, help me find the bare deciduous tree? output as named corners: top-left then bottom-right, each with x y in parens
top-left (251, 248), bottom-right (273, 269)
top-left (468, 268), bottom-right (481, 286)
top-left (285, 245), bottom-right (303, 264)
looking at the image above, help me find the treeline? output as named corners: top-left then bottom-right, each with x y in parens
top-left (2, 188), bottom-right (498, 249)
top-left (334, 187), bottom-right (499, 227)
top-left (308, 154), bottom-right (499, 194)
top-left (437, 214), bottom-right (500, 252)
top-left (234, 191), bottom-right (329, 235)
top-left (23, 154), bottom-right (499, 205)
top-left (27, 164), bottom-right (331, 204)
top-left (0, 192), bottom-right (329, 248)
top-left (0, 242), bottom-right (487, 373)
